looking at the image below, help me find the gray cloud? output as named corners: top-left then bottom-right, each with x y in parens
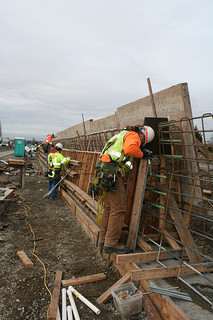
top-left (0, 0), bottom-right (213, 141)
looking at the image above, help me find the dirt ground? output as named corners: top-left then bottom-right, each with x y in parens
top-left (0, 151), bottom-right (148, 320)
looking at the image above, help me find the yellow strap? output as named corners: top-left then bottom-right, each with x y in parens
top-left (96, 191), bottom-right (106, 226)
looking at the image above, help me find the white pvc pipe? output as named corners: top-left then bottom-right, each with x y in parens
top-left (62, 288), bottom-right (67, 320)
top-left (68, 286), bottom-right (101, 315)
top-left (67, 306), bottom-right (73, 320)
top-left (57, 307), bottom-right (61, 320)
top-left (67, 289), bottom-right (80, 320)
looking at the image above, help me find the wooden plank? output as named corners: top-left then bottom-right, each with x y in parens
top-left (163, 229), bottom-right (181, 250)
top-left (75, 206), bottom-right (99, 244)
top-left (61, 189), bottom-right (76, 216)
top-left (127, 160), bottom-right (148, 251)
top-left (116, 250), bottom-right (168, 264)
top-left (62, 273), bottom-right (106, 287)
top-left (48, 271), bottom-right (62, 320)
top-left (143, 232), bottom-right (179, 241)
top-left (69, 159), bottom-right (82, 166)
top-left (8, 159), bottom-right (26, 166)
top-left (195, 137), bottom-right (213, 161)
top-left (169, 195), bottom-right (203, 264)
top-left (125, 158), bottom-right (140, 226)
top-left (131, 264), bottom-right (213, 281)
top-left (17, 251), bottom-right (33, 268)
top-left (139, 284), bottom-right (163, 320)
top-left (96, 271), bottom-right (131, 304)
top-left (137, 236), bottom-right (154, 252)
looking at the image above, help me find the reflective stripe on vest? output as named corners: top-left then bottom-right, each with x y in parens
top-left (102, 130), bottom-right (129, 162)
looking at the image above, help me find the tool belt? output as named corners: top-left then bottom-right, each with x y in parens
top-left (89, 161), bottom-right (119, 195)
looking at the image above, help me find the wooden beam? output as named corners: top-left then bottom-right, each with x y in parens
top-left (147, 78), bottom-right (157, 117)
top-left (139, 284), bottom-right (163, 320)
top-left (69, 159), bottom-right (82, 167)
top-left (116, 250), bottom-right (168, 264)
top-left (96, 271), bottom-right (131, 304)
top-left (169, 195), bottom-right (203, 264)
top-left (163, 229), bottom-right (181, 250)
top-left (48, 271), bottom-right (62, 320)
top-left (75, 206), bottom-right (99, 245)
top-left (137, 236), bottom-right (154, 252)
top-left (62, 273), bottom-right (106, 287)
top-left (195, 137), bottom-right (213, 161)
top-left (127, 160), bottom-right (148, 251)
top-left (131, 264), bottom-right (213, 281)
top-left (116, 247), bottom-right (195, 264)
top-left (17, 251), bottom-right (33, 268)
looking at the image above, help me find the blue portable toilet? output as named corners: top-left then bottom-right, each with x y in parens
top-left (14, 137), bottom-right (25, 156)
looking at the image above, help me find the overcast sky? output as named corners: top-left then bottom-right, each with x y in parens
top-left (0, 0), bottom-right (212, 141)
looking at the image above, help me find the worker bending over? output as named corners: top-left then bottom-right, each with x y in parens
top-left (47, 143), bottom-right (70, 199)
top-left (91, 125), bottom-right (154, 254)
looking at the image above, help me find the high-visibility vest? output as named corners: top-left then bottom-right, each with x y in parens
top-left (48, 152), bottom-right (70, 178)
top-left (100, 130), bottom-right (134, 174)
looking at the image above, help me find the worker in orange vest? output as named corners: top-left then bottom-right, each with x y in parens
top-left (45, 133), bottom-right (57, 163)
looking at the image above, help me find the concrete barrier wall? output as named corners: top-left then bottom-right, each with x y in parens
top-left (56, 82), bottom-right (192, 139)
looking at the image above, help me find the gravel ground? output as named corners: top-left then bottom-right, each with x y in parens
top-left (0, 153), bottom-right (149, 320)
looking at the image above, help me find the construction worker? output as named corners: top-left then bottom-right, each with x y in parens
top-left (47, 143), bottom-right (70, 199)
top-left (94, 125), bottom-right (155, 254)
top-left (45, 133), bottom-right (57, 163)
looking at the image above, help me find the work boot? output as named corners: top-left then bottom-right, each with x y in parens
top-left (98, 242), bottom-right (104, 249)
top-left (103, 245), bottom-right (129, 254)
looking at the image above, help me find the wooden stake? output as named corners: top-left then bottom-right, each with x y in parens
top-left (147, 78), bottom-right (157, 117)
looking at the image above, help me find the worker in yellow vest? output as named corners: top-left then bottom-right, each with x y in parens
top-left (90, 125), bottom-right (154, 254)
top-left (47, 143), bottom-right (70, 199)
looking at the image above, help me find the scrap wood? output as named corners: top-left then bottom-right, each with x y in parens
top-left (62, 273), bottom-right (106, 287)
top-left (48, 271), bottom-right (62, 320)
top-left (17, 251), bottom-right (34, 268)
top-left (96, 271), bottom-right (131, 304)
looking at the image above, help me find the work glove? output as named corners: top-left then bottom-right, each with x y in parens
top-left (142, 149), bottom-right (153, 159)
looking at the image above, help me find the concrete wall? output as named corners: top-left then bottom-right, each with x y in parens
top-left (56, 82), bottom-right (192, 140)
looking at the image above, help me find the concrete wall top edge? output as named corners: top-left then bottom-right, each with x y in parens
top-left (56, 82), bottom-right (191, 140)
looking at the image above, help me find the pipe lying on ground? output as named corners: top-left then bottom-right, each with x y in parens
top-left (62, 288), bottom-right (67, 320)
top-left (66, 289), bottom-right (80, 320)
top-left (57, 307), bottom-right (61, 320)
top-left (67, 306), bottom-right (73, 320)
top-left (68, 286), bottom-right (101, 315)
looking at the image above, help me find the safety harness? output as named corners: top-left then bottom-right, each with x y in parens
top-left (89, 130), bottom-right (134, 225)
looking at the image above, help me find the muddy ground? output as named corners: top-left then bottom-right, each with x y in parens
top-left (0, 151), bottom-right (148, 320)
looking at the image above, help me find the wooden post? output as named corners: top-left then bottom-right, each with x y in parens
top-left (127, 160), bottom-right (148, 251)
top-left (147, 78), bottom-right (157, 118)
